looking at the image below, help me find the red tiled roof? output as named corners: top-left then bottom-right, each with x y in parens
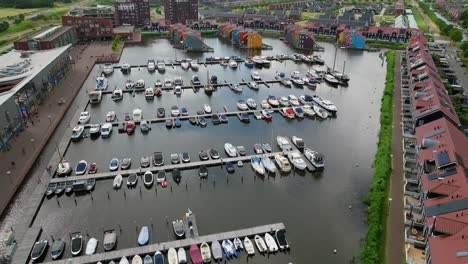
top-left (428, 224), bottom-right (468, 264)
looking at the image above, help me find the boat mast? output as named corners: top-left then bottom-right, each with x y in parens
top-left (332, 40), bottom-right (338, 71)
top-left (342, 60), bottom-right (346, 75)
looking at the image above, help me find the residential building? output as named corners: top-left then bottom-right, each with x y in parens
top-left (14, 25), bottom-right (78, 51)
top-left (283, 24), bottom-right (315, 50)
top-left (168, 24), bottom-right (212, 51)
top-left (164, 0), bottom-right (198, 24)
top-left (62, 6), bottom-right (116, 40)
top-left (338, 30), bottom-right (366, 49)
top-left (115, 0), bottom-right (150, 27)
top-left (394, 1), bottom-right (405, 15)
top-left (288, 9), bottom-right (302, 20)
top-left (218, 22), bottom-right (263, 49)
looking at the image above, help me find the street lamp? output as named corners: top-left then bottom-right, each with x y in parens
top-left (47, 115), bottom-right (52, 128)
top-left (30, 138), bottom-right (36, 151)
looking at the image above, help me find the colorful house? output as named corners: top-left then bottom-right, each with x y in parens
top-left (246, 32), bottom-right (262, 49)
top-left (338, 30), bottom-right (366, 49)
top-left (218, 22), bottom-right (266, 50)
top-left (168, 24), bottom-right (213, 52)
top-left (283, 25), bottom-right (315, 50)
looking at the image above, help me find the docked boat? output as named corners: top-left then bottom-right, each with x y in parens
top-left (280, 107), bottom-right (295, 119)
top-left (170, 106), bottom-right (180, 117)
top-left (121, 63), bottom-right (131, 73)
top-left (246, 98), bottom-right (257, 109)
top-left (133, 109), bottom-right (143, 122)
top-left (178, 248), bottom-right (187, 264)
top-left (304, 148), bottom-right (325, 170)
top-left (279, 96), bottom-right (289, 106)
top-left (302, 105), bottom-right (315, 116)
top-left (236, 100), bottom-right (248, 111)
top-left (46, 183), bottom-right (57, 196)
top-left (236, 146), bottom-right (246, 156)
top-left (275, 229), bottom-right (289, 250)
top-left (100, 123), bottom-right (112, 138)
top-left (181, 152), bottom-right (190, 163)
top-left (291, 136), bottom-right (305, 150)
top-left (111, 88), bottom-right (123, 101)
top-left (312, 95), bottom-right (337, 114)
top-left (85, 237), bottom-right (98, 255)
top-left (191, 75), bottom-right (201, 85)
top-left (288, 151), bottom-right (307, 171)
top-left (277, 136), bottom-right (293, 151)
top-left (133, 255), bottom-right (143, 264)
top-left (329, 69), bottom-right (350, 83)
top-left (231, 83), bottom-right (242, 92)
top-left (261, 110), bottom-right (272, 121)
top-left (143, 255), bottom-right (153, 264)
top-left (75, 160), bottom-right (88, 175)
top-left (211, 240), bottom-right (222, 261)
top-left (253, 143), bottom-right (263, 154)
top-left (267, 95), bottom-right (279, 107)
top-left (145, 88), bottom-right (154, 100)
top-left (264, 233), bottom-right (278, 252)
top-left (105, 111), bottom-right (116, 122)
top-left (153, 251), bottom-right (163, 264)
top-left (50, 239), bottom-right (65, 260)
top-left (31, 240), bottom-right (48, 261)
top-left (181, 61), bottom-right (190, 70)
top-left (113, 174), bottom-right (123, 189)
top-left (167, 248), bottom-right (178, 264)
top-left (200, 242), bottom-right (211, 263)
top-left (174, 86), bottom-right (182, 96)
top-left (157, 60), bottom-right (165, 72)
top-left (138, 226), bottom-right (149, 246)
top-left (172, 219), bottom-right (185, 238)
top-left (65, 181), bottom-right (74, 194)
top-left (251, 156), bottom-right (265, 175)
top-left (262, 156), bottom-right (277, 173)
top-left (109, 158), bottom-right (119, 171)
top-left (244, 58), bottom-right (254, 68)
top-left (299, 94), bottom-right (313, 105)
top-left (249, 81), bottom-right (258, 89)
top-left (157, 171), bottom-right (166, 183)
top-left (224, 143), bottom-right (237, 157)
top-left (281, 78), bottom-right (292, 87)
top-left (210, 75), bottom-right (218, 84)
top-left (274, 154), bottom-right (291, 173)
top-left (293, 107), bottom-right (304, 118)
top-left (313, 104), bottom-right (329, 118)
top-left (228, 60), bottom-right (238, 68)
top-left (147, 59), bottom-right (156, 71)
top-left (103, 230), bottom-right (117, 251)
top-left (140, 120), bottom-right (150, 133)
top-left (164, 78), bottom-right (173, 88)
top-left (71, 232), bottom-right (83, 256)
top-left (222, 239), bottom-right (238, 260)
top-left (203, 104), bottom-right (212, 114)
top-left (324, 74), bottom-right (340, 86)
top-left (95, 76), bottom-right (108, 90)
top-left (190, 61), bottom-right (199, 71)
top-left (252, 56), bottom-right (263, 67)
top-left (135, 79), bottom-right (145, 89)
top-left (143, 171), bottom-right (153, 187)
top-left (291, 77), bottom-right (305, 87)
top-left (251, 71), bottom-right (261, 81)
top-left (209, 148), bottom-right (220, 159)
top-left (125, 80), bottom-right (135, 89)
top-left (157, 108), bottom-right (165, 118)
top-left (71, 125), bottom-right (84, 141)
top-left (260, 100), bottom-right (270, 109)
top-left (189, 244), bottom-right (202, 264)
top-left (244, 237), bottom-right (255, 255)
top-left (120, 256), bottom-right (130, 264)
top-left (198, 116), bottom-right (207, 126)
top-left (57, 160), bottom-right (72, 177)
top-left (78, 111), bottom-right (90, 124)
top-left (85, 179), bottom-right (96, 191)
top-left (127, 173), bottom-right (137, 187)
top-left (219, 114), bottom-right (228, 123)
top-left (254, 235), bottom-right (267, 254)
top-left (288, 95), bottom-right (300, 106)
top-left (103, 63), bottom-right (114, 75)
top-left (233, 237), bottom-right (244, 251)
top-left (226, 161), bottom-right (235, 173)
top-left (121, 158), bottom-right (131, 170)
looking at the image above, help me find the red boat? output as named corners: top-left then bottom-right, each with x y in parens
top-left (161, 181), bottom-right (167, 188)
top-left (88, 163), bottom-right (97, 174)
top-left (261, 110), bottom-right (272, 121)
top-left (154, 88), bottom-right (162, 96)
top-left (126, 121), bottom-right (135, 134)
top-left (190, 244), bottom-right (202, 264)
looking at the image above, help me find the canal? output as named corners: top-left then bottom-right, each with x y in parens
top-left (18, 38), bottom-right (387, 263)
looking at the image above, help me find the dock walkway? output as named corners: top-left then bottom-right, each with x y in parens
top-left (44, 223), bottom-right (286, 264)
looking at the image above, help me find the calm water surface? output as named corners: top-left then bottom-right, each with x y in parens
top-left (31, 38), bottom-right (386, 263)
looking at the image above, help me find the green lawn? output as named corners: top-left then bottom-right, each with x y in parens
top-left (0, 20), bottom-right (39, 38)
top-left (0, 8), bottom-right (41, 18)
top-left (411, 7), bottom-right (429, 32)
top-left (301, 12), bottom-right (321, 20)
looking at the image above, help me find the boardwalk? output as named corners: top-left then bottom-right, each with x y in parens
top-left (43, 223), bottom-right (286, 264)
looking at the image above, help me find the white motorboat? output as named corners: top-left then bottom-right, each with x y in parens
top-left (200, 242), bottom-right (211, 263)
top-left (121, 63), bottom-right (131, 73)
top-left (181, 62), bottom-right (190, 70)
top-left (291, 77), bottom-right (305, 87)
top-left (228, 60), bottom-right (238, 68)
top-left (103, 63), bottom-right (114, 75)
top-left (324, 74), bottom-right (340, 85)
top-left (264, 233), bottom-right (278, 252)
top-left (135, 79), bottom-right (145, 88)
top-left (224, 143), bottom-right (237, 157)
top-left (168, 248), bottom-right (178, 264)
top-left (288, 95), bottom-right (300, 106)
top-left (191, 75), bottom-right (201, 85)
top-left (75, 160), bottom-right (88, 175)
top-left (312, 95), bottom-right (338, 114)
top-left (100, 123), bottom-right (113, 138)
top-left (246, 98), bottom-right (257, 109)
top-left (249, 81), bottom-right (258, 89)
top-left (291, 136), bottom-right (305, 150)
top-left (157, 60), bottom-right (165, 72)
top-left (281, 78), bottom-right (292, 87)
top-left (95, 76), bottom-right (108, 90)
top-left (177, 248), bottom-right (187, 264)
top-left (279, 96), bottom-right (289, 106)
top-left (190, 61), bottom-right (199, 71)
top-left (147, 60), bottom-right (156, 71)
top-left (143, 171), bottom-right (153, 187)
top-left (85, 238), bottom-right (98, 255)
top-left (233, 237), bottom-right (243, 251)
top-left (174, 86), bottom-right (182, 95)
top-left (71, 125), bottom-right (84, 141)
top-left (106, 111), bottom-right (116, 122)
top-left (313, 104), bottom-right (329, 118)
top-left (244, 237), bottom-right (255, 255)
top-left (211, 240), bottom-right (222, 261)
top-left (113, 174), bottom-right (123, 188)
top-left (254, 235), bottom-right (267, 253)
top-left (260, 100), bottom-right (271, 109)
top-left (203, 104), bottom-right (212, 114)
top-left (280, 107), bottom-right (295, 119)
top-left (251, 71), bottom-right (261, 81)
top-left (164, 78), bottom-right (173, 88)
top-left (293, 106), bottom-right (304, 118)
top-left (145, 88), bottom-right (154, 100)
top-left (274, 154), bottom-right (292, 172)
top-left (262, 156), bottom-right (276, 173)
top-left (174, 76), bottom-right (183, 86)
top-left (57, 160), bottom-right (72, 176)
top-left (132, 255), bottom-right (142, 264)
top-left (231, 83), bottom-right (242, 92)
top-left (291, 71), bottom-right (301, 79)
top-left (267, 95), bottom-right (279, 107)
top-left (171, 106), bottom-right (180, 117)
top-left (304, 147), bottom-right (325, 170)
top-left (133, 109), bottom-right (143, 122)
top-left (78, 111), bottom-right (90, 124)
top-left (109, 158), bottom-right (119, 171)
top-left (276, 136), bottom-right (293, 151)
top-left (302, 105), bottom-right (316, 116)
top-left (120, 256), bottom-right (129, 264)
top-left (288, 151), bottom-right (307, 170)
top-left (31, 240), bottom-right (48, 261)
top-left (71, 233), bottom-right (83, 256)
top-left (125, 80), bottom-right (135, 89)
top-left (251, 156), bottom-right (265, 175)
top-left (236, 100), bottom-right (249, 111)
top-left (111, 88), bottom-right (123, 101)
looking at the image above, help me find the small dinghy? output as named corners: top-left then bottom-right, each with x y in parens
top-left (189, 244), bottom-right (202, 264)
top-left (85, 237), bottom-right (98, 255)
top-left (173, 220), bottom-right (185, 238)
top-left (75, 160), bottom-right (88, 175)
top-left (275, 229), bottom-right (289, 250)
top-left (71, 232), bottom-right (83, 256)
top-left (222, 239), bottom-right (238, 260)
top-left (46, 183), bottom-right (57, 197)
top-left (138, 226), bottom-right (149, 246)
top-left (262, 156), bottom-right (277, 173)
top-left (211, 240), bottom-right (222, 261)
top-left (85, 179), bottom-right (96, 191)
top-left (144, 255), bottom-right (153, 264)
top-left (264, 233), bottom-right (278, 252)
top-left (103, 229), bottom-right (117, 251)
top-left (113, 174), bottom-right (123, 189)
top-left (262, 143), bottom-right (272, 153)
top-left (167, 248), bottom-right (178, 264)
top-left (233, 237), bottom-right (244, 251)
top-left (132, 255), bottom-right (143, 264)
top-left (254, 235), bottom-right (267, 253)
top-left (178, 248), bottom-right (187, 264)
top-left (31, 240), bottom-right (48, 261)
top-left (153, 251), bottom-right (164, 264)
top-left (109, 158), bottom-right (119, 171)
top-left (237, 160), bottom-right (243, 167)
top-left (200, 242), bottom-right (211, 263)
top-left (244, 237), bottom-right (255, 255)
top-left (120, 256), bottom-right (130, 264)
top-left (143, 171), bottom-right (154, 187)
top-left (127, 173), bottom-right (138, 187)
top-left (50, 239), bottom-right (65, 260)
top-left (65, 181), bottom-right (74, 194)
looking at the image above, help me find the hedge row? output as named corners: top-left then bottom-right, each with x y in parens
top-left (418, 1), bottom-right (463, 42)
top-left (360, 50), bottom-right (395, 263)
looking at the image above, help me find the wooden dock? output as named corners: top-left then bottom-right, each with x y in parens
top-left (42, 223), bottom-right (286, 264)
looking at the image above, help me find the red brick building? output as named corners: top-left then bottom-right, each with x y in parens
top-left (62, 6), bottom-right (116, 40)
top-left (14, 25), bottom-right (78, 51)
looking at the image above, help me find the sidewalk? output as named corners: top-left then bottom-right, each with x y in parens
top-left (0, 43), bottom-right (114, 218)
top-left (387, 51), bottom-right (405, 264)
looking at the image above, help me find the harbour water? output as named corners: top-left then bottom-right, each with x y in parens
top-left (3, 38), bottom-right (386, 263)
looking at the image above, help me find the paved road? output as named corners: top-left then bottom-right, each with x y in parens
top-left (443, 48), bottom-right (468, 96)
top-left (387, 52), bottom-right (405, 264)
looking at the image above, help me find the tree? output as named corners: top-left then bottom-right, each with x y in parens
top-left (112, 35), bottom-right (121, 52)
top-left (0, 21), bottom-right (9, 33)
top-left (460, 41), bottom-right (468, 51)
top-left (449, 28), bottom-right (463, 42)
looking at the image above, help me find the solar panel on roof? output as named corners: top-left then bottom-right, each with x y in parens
top-left (427, 168), bottom-right (457, 181)
top-left (455, 251), bottom-right (468, 257)
top-left (437, 151), bottom-right (451, 166)
top-left (425, 198), bottom-right (468, 216)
